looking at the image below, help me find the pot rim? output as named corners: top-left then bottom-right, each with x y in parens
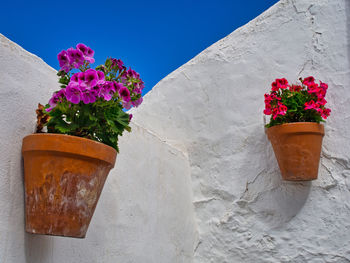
top-left (267, 121), bottom-right (324, 127)
top-left (266, 122), bottom-right (325, 137)
top-left (22, 133), bottom-right (117, 167)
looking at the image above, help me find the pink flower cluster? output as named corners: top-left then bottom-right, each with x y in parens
top-left (47, 69), bottom-right (130, 111)
top-left (58, 43), bottom-right (94, 72)
top-left (119, 68), bottom-right (145, 109)
top-left (48, 45), bottom-right (145, 112)
top-left (111, 58), bottom-right (125, 71)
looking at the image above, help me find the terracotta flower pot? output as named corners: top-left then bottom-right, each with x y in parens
top-left (266, 122), bottom-right (324, 181)
top-left (22, 134), bottom-right (117, 238)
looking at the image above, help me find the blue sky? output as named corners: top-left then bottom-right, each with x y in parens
top-left (1, 0), bottom-right (278, 95)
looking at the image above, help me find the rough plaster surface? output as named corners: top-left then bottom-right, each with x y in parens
top-left (131, 0), bottom-right (350, 262)
top-left (0, 34), bottom-right (197, 262)
top-left (1, 0), bottom-right (350, 262)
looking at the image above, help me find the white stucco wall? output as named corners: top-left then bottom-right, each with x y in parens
top-left (0, 34), bottom-right (197, 262)
top-left (131, 0), bottom-right (350, 262)
top-left (1, 0), bottom-right (350, 262)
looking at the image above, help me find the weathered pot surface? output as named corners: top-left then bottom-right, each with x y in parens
top-left (266, 122), bottom-right (324, 181)
top-left (22, 133), bottom-right (117, 238)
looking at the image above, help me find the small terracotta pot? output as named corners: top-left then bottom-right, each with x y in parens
top-left (266, 122), bottom-right (324, 181)
top-left (22, 134), bottom-right (117, 238)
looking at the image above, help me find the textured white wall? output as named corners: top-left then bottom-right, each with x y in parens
top-left (0, 35), bottom-right (58, 262)
top-left (1, 0), bottom-right (350, 262)
top-left (0, 34), bottom-right (197, 262)
top-left (131, 0), bottom-right (350, 262)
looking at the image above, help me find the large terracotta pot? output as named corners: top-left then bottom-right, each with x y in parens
top-left (22, 134), bottom-right (117, 238)
top-left (266, 122), bottom-right (324, 181)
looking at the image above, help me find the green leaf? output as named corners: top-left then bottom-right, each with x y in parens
top-left (44, 89), bottom-right (132, 152)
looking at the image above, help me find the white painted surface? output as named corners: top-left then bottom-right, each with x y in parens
top-left (1, 0), bottom-right (350, 261)
top-left (131, 0), bottom-right (350, 262)
top-left (0, 34), bottom-right (58, 263)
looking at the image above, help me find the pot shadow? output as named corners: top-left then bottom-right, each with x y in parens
top-left (24, 233), bottom-right (53, 263)
top-left (252, 176), bottom-right (312, 228)
top-left (237, 124), bottom-right (312, 228)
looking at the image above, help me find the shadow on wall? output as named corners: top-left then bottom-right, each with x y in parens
top-left (236, 124), bottom-right (312, 229)
top-left (25, 234), bottom-right (52, 263)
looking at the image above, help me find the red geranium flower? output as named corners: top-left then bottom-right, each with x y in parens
top-left (277, 78), bottom-right (288, 89)
top-left (271, 81), bottom-right (279, 91)
top-left (303, 76), bottom-right (315, 86)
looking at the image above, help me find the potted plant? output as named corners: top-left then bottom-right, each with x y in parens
top-left (264, 76), bottom-right (331, 181)
top-left (22, 43), bottom-right (144, 238)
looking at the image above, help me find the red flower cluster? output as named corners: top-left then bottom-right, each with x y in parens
top-left (264, 93), bottom-right (287, 120)
top-left (264, 79), bottom-right (289, 120)
top-left (289, 84), bottom-right (302, 92)
top-left (271, 78), bottom-right (289, 91)
top-left (302, 76), bottom-right (331, 119)
top-left (264, 76), bottom-right (331, 123)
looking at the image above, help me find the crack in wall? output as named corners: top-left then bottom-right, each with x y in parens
top-left (131, 121), bottom-right (189, 160)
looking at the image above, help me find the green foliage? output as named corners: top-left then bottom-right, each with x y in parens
top-left (266, 90), bottom-right (323, 128)
top-left (45, 98), bottom-right (131, 152)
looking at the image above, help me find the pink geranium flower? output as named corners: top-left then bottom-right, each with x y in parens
top-left (132, 97), bottom-right (143, 107)
top-left (84, 69), bottom-right (99, 88)
top-left (47, 89), bottom-right (66, 112)
top-left (126, 68), bottom-right (139, 79)
top-left (122, 101), bottom-right (132, 110)
top-left (71, 73), bottom-right (79, 83)
top-left (66, 83), bottom-right (82, 104)
top-left (98, 81), bottom-right (116, 101)
top-left (97, 71), bottom-right (105, 83)
top-left (67, 48), bottom-right (84, 69)
top-left (57, 50), bottom-right (71, 73)
top-left (76, 43), bottom-right (88, 55)
top-left (113, 82), bottom-right (123, 92)
top-left (82, 90), bottom-right (98, 104)
top-left (76, 43), bottom-right (95, 64)
top-left (119, 86), bottom-right (131, 102)
top-left (111, 58), bottom-right (125, 70)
